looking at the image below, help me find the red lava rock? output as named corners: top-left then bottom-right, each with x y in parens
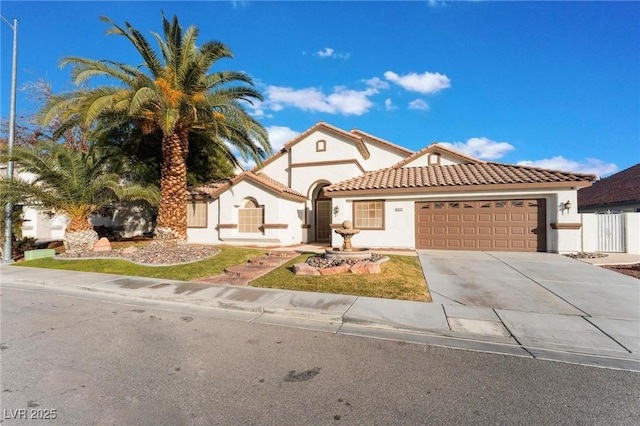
top-left (93, 237), bottom-right (112, 252)
top-left (350, 261), bottom-right (382, 275)
top-left (293, 263), bottom-right (321, 276)
top-left (318, 264), bottom-right (350, 276)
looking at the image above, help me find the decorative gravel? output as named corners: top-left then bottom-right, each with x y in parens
top-left (564, 252), bottom-right (608, 259)
top-left (306, 253), bottom-right (385, 269)
top-left (602, 264), bottom-right (640, 280)
top-left (57, 243), bottom-right (220, 266)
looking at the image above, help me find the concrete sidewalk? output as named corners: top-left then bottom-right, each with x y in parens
top-left (2, 261), bottom-right (639, 372)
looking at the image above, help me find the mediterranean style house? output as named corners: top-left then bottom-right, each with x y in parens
top-left (187, 121), bottom-right (595, 253)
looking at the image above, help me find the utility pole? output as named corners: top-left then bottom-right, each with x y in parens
top-left (2, 16), bottom-right (17, 263)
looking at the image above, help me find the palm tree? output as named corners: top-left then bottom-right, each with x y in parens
top-left (0, 141), bottom-right (160, 253)
top-left (39, 13), bottom-right (271, 242)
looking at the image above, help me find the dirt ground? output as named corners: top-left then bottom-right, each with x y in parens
top-left (601, 264), bottom-right (640, 280)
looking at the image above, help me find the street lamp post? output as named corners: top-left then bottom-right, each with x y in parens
top-left (2, 16), bottom-right (18, 263)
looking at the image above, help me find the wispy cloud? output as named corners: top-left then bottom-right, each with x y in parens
top-left (408, 99), bottom-right (429, 110)
top-left (315, 47), bottom-right (351, 59)
top-left (440, 137), bottom-right (514, 160)
top-left (384, 98), bottom-right (397, 111)
top-left (517, 157), bottom-right (618, 178)
top-left (384, 71), bottom-right (451, 94)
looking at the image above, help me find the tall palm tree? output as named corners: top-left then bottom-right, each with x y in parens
top-left (0, 141), bottom-right (160, 253)
top-left (40, 13), bottom-right (271, 242)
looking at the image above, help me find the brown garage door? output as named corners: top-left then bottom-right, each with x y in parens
top-left (415, 199), bottom-right (546, 251)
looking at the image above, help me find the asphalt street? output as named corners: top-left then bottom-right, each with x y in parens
top-left (1, 286), bottom-right (639, 425)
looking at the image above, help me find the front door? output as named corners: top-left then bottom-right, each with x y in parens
top-left (315, 199), bottom-right (332, 242)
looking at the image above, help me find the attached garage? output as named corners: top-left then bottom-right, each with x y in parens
top-left (324, 144), bottom-right (596, 253)
top-left (415, 199), bottom-right (547, 252)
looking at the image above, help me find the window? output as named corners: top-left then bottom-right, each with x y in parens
top-left (238, 199), bottom-right (264, 233)
top-left (353, 200), bottom-right (384, 229)
top-left (316, 140), bottom-right (326, 152)
top-left (428, 153), bottom-right (441, 165)
top-left (187, 200), bottom-right (207, 228)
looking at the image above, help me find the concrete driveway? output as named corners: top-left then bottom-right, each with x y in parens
top-left (417, 250), bottom-right (640, 355)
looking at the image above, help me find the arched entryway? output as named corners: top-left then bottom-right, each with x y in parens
top-left (312, 183), bottom-right (332, 243)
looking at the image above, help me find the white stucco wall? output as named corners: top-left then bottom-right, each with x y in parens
top-left (187, 198), bottom-right (220, 244)
top-left (21, 206), bottom-right (68, 241)
top-left (626, 213), bottom-right (640, 255)
top-left (257, 153), bottom-right (289, 186)
top-left (189, 179), bottom-right (304, 246)
top-left (578, 212), bottom-right (640, 254)
top-left (361, 141), bottom-right (410, 170)
top-left (289, 128), bottom-right (360, 165)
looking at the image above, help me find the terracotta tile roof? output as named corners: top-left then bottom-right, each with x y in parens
top-left (188, 180), bottom-right (231, 197)
top-left (391, 143), bottom-right (483, 168)
top-left (578, 163), bottom-right (640, 208)
top-left (324, 163), bottom-right (595, 195)
top-left (188, 172), bottom-right (306, 201)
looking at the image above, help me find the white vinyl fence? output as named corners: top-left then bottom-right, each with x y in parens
top-left (580, 212), bottom-right (640, 254)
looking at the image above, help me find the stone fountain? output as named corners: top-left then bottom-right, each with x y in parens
top-left (325, 220), bottom-right (372, 261)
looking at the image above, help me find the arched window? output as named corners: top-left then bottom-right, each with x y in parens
top-left (238, 199), bottom-right (264, 233)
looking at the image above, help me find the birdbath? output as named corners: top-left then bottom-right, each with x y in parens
top-left (334, 220), bottom-right (360, 252)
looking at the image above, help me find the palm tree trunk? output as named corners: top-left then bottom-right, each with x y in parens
top-left (64, 214), bottom-right (98, 253)
top-left (156, 129), bottom-right (189, 242)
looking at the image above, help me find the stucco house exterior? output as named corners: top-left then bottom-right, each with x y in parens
top-left (188, 122), bottom-right (595, 253)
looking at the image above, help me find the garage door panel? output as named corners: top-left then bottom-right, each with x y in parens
top-left (416, 199), bottom-right (546, 252)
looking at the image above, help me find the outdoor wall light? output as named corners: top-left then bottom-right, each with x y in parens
top-left (563, 200), bottom-right (572, 212)
top-left (333, 205), bottom-right (340, 216)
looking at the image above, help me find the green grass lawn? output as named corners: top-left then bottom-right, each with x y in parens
top-left (15, 246), bottom-right (265, 281)
top-left (251, 254), bottom-right (431, 302)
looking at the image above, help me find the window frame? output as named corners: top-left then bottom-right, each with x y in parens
top-left (186, 198), bottom-right (208, 228)
top-left (352, 200), bottom-right (385, 230)
top-left (238, 198), bottom-right (265, 234)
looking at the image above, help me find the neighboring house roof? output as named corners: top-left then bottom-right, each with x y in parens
top-left (392, 143), bottom-right (483, 168)
top-left (254, 121), bottom-right (414, 171)
top-left (324, 163), bottom-right (595, 196)
top-left (189, 171), bottom-right (306, 202)
top-left (578, 163), bottom-right (640, 208)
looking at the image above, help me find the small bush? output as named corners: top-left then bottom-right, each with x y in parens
top-left (13, 236), bottom-right (37, 260)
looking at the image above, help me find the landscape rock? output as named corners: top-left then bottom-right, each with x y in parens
top-left (122, 246), bottom-right (138, 254)
top-left (93, 237), bottom-right (112, 252)
top-left (318, 264), bottom-right (350, 276)
top-left (293, 263), bottom-right (321, 276)
top-left (350, 261), bottom-right (382, 275)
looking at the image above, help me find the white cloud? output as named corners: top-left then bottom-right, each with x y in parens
top-left (440, 137), bottom-right (514, 160)
top-left (384, 98), bottom-right (396, 111)
top-left (365, 77), bottom-right (390, 90)
top-left (316, 47), bottom-right (350, 59)
top-left (517, 157), bottom-right (618, 178)
top-left (264, 84), bottom-right (378, 116)
top-left (408, 99), bottom-right (429, 110)
top-left (384, 71), bottom-right (451, 94)
top-left (267, 126), bottom-right (299, 152)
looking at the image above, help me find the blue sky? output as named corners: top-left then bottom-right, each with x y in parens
top-left (1, 1), bottom-right (638, 176)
